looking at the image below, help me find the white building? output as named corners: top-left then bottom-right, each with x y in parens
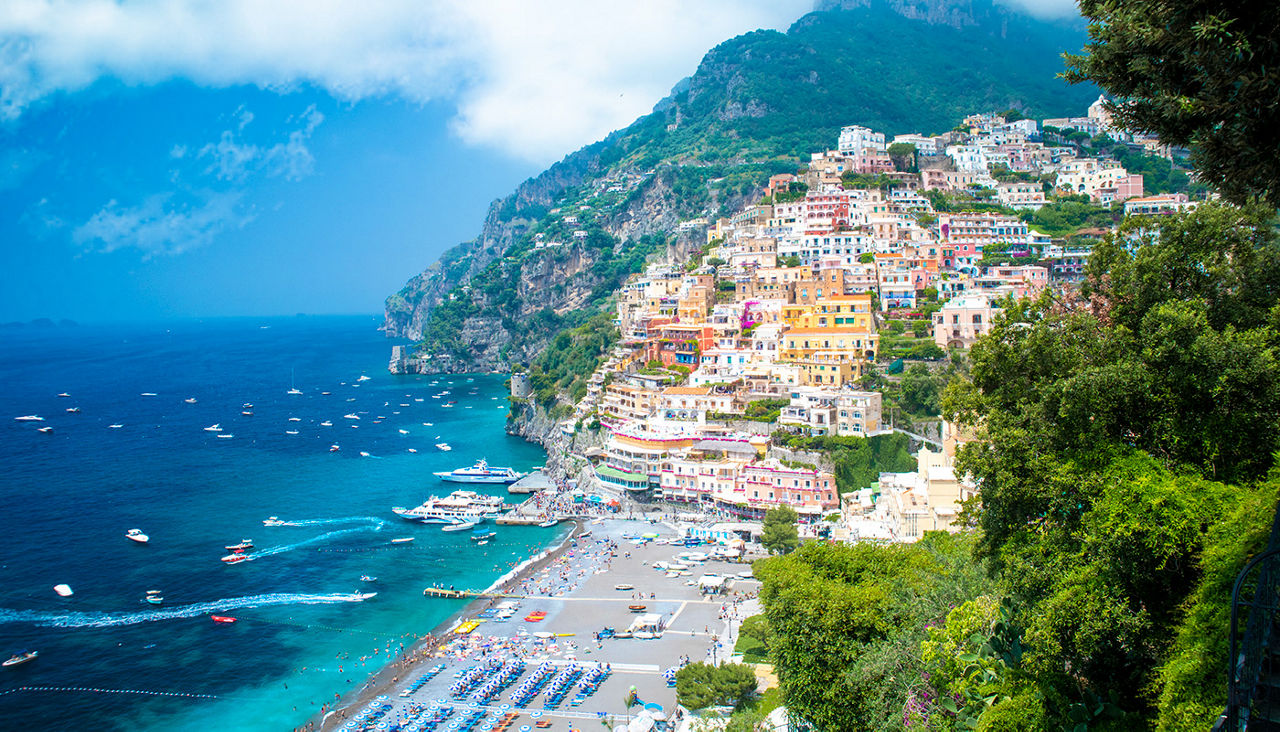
top-left (838, 125), bottom-right (886, 155)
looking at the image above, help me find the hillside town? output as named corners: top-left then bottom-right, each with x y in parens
top-left (512, 97), bottom-right (1200, 544)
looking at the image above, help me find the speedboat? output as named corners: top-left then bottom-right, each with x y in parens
top-left (288, 417), bottom-right (301, 422)
top-left (263, 516), bottom-right (284, 526)
top-left (54, 584), bottom-right (73, 597)
top-left (211, 615), bottom-right (237, 624)
top-left (217, 434), bottom-right (234, 439)
top-left (14, 415), bottom-right (44, 422)
top-left (57, 392), bottom-right (70, 398)
top-left (433, 459), bottom-right (523, 484)
top-left (343, 413), bottom-right (359, 420)
top-left (329, 444), bottom-right (340, 452)
top-left (320, 420), bottom-right (333, 427)
top-left (108, 424), bottom-right (123, 429)
top-left (390, 537), bottom-right (414, 544)
top-left (225, 539), bottom-right (253, 551)
top-left (287, 387), bottom-right (302, 395)
top-left (356, 375), bottom-right (371, 382)
top-left (359, 451), bottom-right (371, 457)
top-left (184, 397), bottom-right (197, 403)
top-left (240, 410), bottom-right (253, 416)
top-left (442, 521), bottom-right (478, 532)
top-left (221, 553), bottom-right (249, 564)
top-left (435, 443), bottom-right (452, 451)
top-left (242, 403), bottom-right (253, 409)
top-left (126, 529), bottom-right (149, 544)
top-left (65, 407), bottom-right (80, 413)
top-left (37, 426), bottom-right (53, 434)
top-left (203, 424), bottom-right (222, 432)
top-left (360, 575), bottom-right (377, 583)
top-left (140, 392), bottom-right (157, 397)
top-left (398, 429), bottom-right (409, 435)
top-left (285, 430), bottom-right (299, 435)
top-left (3, 651), bottom-right (37, 668)
top-left (538, 519), bottom-right (560, 528)
top-left (470, 530), bottom-right (497, 542)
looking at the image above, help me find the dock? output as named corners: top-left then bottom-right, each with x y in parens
top-left (507, 470), bottom-right (555, 495)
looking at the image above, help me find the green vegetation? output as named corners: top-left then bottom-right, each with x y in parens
top-left (755, 533), bottom-right (994, 732)
top-left (675, 662), bottom-right (759, 711)
top-left (526, 312), bottom-right (618, 409)
top-left (734, 615), bottom-right (772, 663)
top-left (773, 432), bottom-right (916, 495)
top-left (1066, 0), bottom-right (1280, 206)
top-left (762, 505), bottom-right (800, 555)
top-left (743, 398), bottom-right (789, 423)
top-left (1018, 197), bottom-right (1118, 237)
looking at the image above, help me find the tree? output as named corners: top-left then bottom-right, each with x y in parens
top-left (675, 662), bottom-right (758, 710)
top-left (761, 505), bottom-right (799, 555)
top-left (898, 363), bottom-right (943, 416)
top-left (887, 142), bottom-right (918, 172)
top-left (780, 255), bottom-right (801, 267)
top-left (1064, 1), bottom-right (1280, 205)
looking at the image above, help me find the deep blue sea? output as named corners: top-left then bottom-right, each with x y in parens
top-left (0, 316), bottom-right (551, 730)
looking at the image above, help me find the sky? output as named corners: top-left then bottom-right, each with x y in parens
top-left (0, 0), bottom-right (1081, 323)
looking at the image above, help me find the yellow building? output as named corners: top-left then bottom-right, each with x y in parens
top-left (795, 351), bottom-right (862, 387)
top-left (780, 328), bottom-right (879, 377)
top-left (786, 293), bottom-right (875, 330)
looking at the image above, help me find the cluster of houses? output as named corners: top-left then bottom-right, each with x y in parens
top-left (516, 101), bottom-right (1197, 544)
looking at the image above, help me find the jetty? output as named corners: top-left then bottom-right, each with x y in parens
top-left (507, 469), bottom-right (555, 495)
top-left (422, 587), bottom-right (522, 599)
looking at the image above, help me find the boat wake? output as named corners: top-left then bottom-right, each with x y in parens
top-left (249, 520), bottom-right (388, 561)
top-left (271, 516), bottom-right (384, 528)
top-left (0, 593), bottom-right (374, 629)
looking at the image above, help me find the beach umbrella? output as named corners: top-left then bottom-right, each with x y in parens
top-left (520, 727), bottom-right (531, 732)
top-left (530, 712), bottom-right (543, 720)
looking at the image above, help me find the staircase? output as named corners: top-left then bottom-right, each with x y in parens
top-left (1220, 506), bottom-right (1280, 730)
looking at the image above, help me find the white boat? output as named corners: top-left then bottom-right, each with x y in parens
top-left (285, 430), bottom-right (299, 435)
top-left (287, 388), bottom-right (303, 395)
top-left (14, 415), bottom-right (43, 422)
top-left (203, 424), bottom-right (222, 432)
top-left (357, 375), bottom-right (371, 382)
top-left (221, 553), bottom-right (249, 564)
top-left (108, 424), bottom-right (123, 429)
top-left (390, 537), bottom-right (414, 544)
top-left (435, 442), bottom-right (452, 451)
top-left (320, 420), bottom-right (333, 426)
top-left (263, 516), bottom-right (285, 526)
top-left (56, 393), bottom-right (70, 398)
top-left (343, 413), bottom-right (359, 420)
top-left (184, 397), bottom-right (197, 404)
top-left (217, 434), bottom-right (234, 439)
top-left (3, 651), bottom-right (38, 668)
top-left (359, 451), bottom-right (371, 457)
top-left (144, 592), bottom-right (163, 606)
top-left (407, 448), bottom-right (417, 453)
top-left (37, 426), bottom-right (53, 434)
top-left (360, 575), bottom-right (377, 582)
top-left (126, 528), bottom-right (149, 544)
top-left (225, 539), bottom-right (253, 551)
top-left (53, 584), bottom-right (73, 597)
top-left (65, 407), bottom-right (80, 413)
top-left (538, 519), bottom-right (560, 528)
top-left (288, 417), bottom-right (301, 422)
top-left (329, 444), bottom-right (340, 452)
top-left (240, 410), bottom-right (253, 416)
top-left (433, 459), bottom-right (523, 484)
top-left (393, 490), bottom-right (506, 524)
top-left (140, 392), bottom-right (157, 397)
top-left (398, 429), bottom-right (409, 435)
top-left (442, 521), bottom-right (478, 532)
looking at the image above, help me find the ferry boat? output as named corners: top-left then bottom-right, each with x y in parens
top-left (3, 651), bottom-right (37, 668)
top-left (392, 490), bottom-right (507, 524)
top-left (432, 459), bottom-right (523, 484)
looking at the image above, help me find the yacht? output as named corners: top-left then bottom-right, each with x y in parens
top-left (433, 459), bottom-right (523, 484)
top-left (184, 397), bottom-right (197, 404)
top-left (343, 413), bottom-right (360, 420)
top-left (126, 529), bottom-right (149, 544)
top-left (287, 387), bottom-right (303, 395)
top-left (393, 490), bottom-right (507, 524)
top-left (204, 424), bottom-right (222, 433)
top-left (14, 415), bottom-right (44, 422)
top-left (357, 375), bottom-right (371, 382)
top-left (320, 420), bottom-right (333, 427)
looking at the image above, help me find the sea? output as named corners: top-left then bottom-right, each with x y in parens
top-left (0, 315), bottom-right (553, 730)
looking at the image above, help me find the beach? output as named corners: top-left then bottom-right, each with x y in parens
top-left (310, 517), bottom-right (761, 732)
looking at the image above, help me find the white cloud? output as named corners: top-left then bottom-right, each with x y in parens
top-left (0, 0), bottom-right (812, 163)
top-left (995, 0), bottom-right (1081, 21)
top-left (197, 104), bottom-right (323, 182)
top-left (72, 192), bottom-right (251, 258)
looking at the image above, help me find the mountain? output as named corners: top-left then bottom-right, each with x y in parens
top-left (384, 0), bottom-right (1095, 372)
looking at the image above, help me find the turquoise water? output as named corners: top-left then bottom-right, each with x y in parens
top-left (0, 316), bottom-right (552, 730)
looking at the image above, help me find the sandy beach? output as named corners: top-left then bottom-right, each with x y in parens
top-left (308, 517), bottom-right (760, 732)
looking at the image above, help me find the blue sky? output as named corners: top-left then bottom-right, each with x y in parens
top-left (0, 0), bottom-right (1079, 323)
